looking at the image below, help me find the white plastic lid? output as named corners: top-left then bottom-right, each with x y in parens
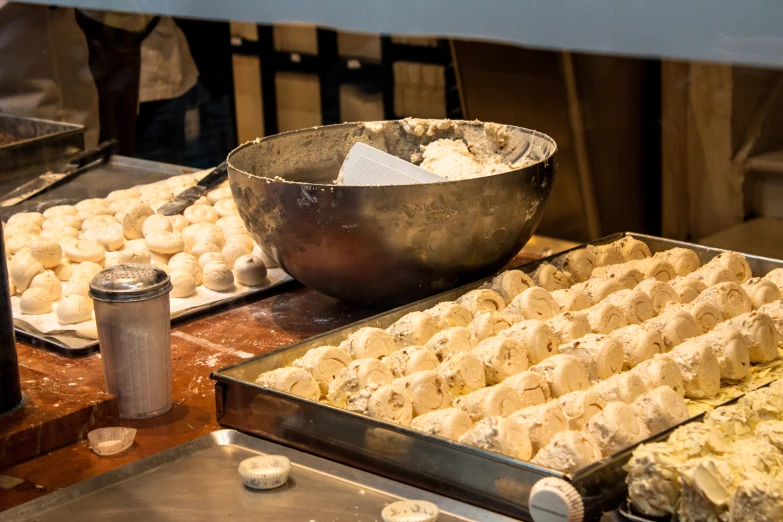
top-left (237, 455), bottom-right (291, 490)
top-left (381, 500), bottom-right (439, 522)
top-left (529, 477), bottom-right (584, 522)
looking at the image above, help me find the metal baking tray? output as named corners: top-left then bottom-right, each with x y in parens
top-left (0, 429), bottom-right (509, 522)
top-left (0, 113), bottom-right (84, 175)
top-left (3, 156), bottom-right (295, 357)
top-left (212, 232), bottom-right (783, 520)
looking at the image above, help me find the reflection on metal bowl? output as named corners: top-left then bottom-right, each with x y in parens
top-left (228, 120), bottom-right (557, 306)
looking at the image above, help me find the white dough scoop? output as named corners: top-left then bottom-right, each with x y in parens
top-left (340, 142), bottom-right (447, 186)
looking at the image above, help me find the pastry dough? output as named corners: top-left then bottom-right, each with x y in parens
top-left (636, 278), bottom-right (679, 313)
top-left (503, 370), bottom-right (551, 408)
top-left (30, 271), bottom-right (61, 300)
top-left (631, 355), bottom-right (686, 398)
top-left (590, 265), bottom-right (644, 289)
top-left (509, 402), bottom-right (569, 455)
top-left (81, 214), bottom-right (118, 231)
top-left (530, 262), bottom-right (569, 291)
top-left (381, 346), bottom-right (439, 378)
top-left (458, 416), bottom-right (532, 460)
top-left (71, 261), bottom-right (103, 281)
top-left (167, 252), bottom-right (201, 283)
top-left (703, 403), bottom-right (759, 441)
top-left (571, 277), bottom-right (623, 305)
top-left (602, 283), bottom-right (663, 324)
top-left (105, 249), bottom-right (152, 267)
top-left (693, 282), bottom-right (752, 320)
top-left (765, 268), bottom-right (783, 290)
top-left (626, 442), bottom-right (686, 517)
top-left (551, 248), bottom-right (596, 283)
top-left (214, 198), bottom-right (239, 217)
top-left (83, 225), bottom-right (125, 251)
top-left (472, 336), bottom-right (528, 385)
top-left (628, 258), bottom-right (676, 282)
top-left (584, 301), bottom-right (627, 334)
top-left (292, 345), bottom-right (353, 395)
top-left (169, 270), bottom-right (197, 298)
top-left (197, 251), bottom-right (224, 269)
top-left (653, 248), bottom-right (701, 277)
top-left (532, 431), bottom-right (604, 474)
top-left (39, 226), bottom-right (78, 242)
top-left (255, 367), bottom-right (324, 401)
top-left (703, 251), bottom-right (752, 283)
top-left (670, 276), bottom-right (707, 304)
top-left (29, 240), bottom-right (61, 268)
top-left (386, 311), bottom-right (439, 347)
top-left (467, 311), bottom-right (512, 342)
top-left (550, 288), bottom-right (591, 312)
top-left (667, 340), bottom-right (722, 399)
top-left (687, 264), bottom-right (736, 287)
top-left (456, 289), bottom-right (505, 315)
top-left (498, 319), bottom-right (558, 364)
top-left (56, 294), bottom-right (93, 324)
top-left (43, 205), bottom-right (77, 219)
top-left (729, 472), bottom-right (783, 522)
top-left (338, 327), bottom-right (396, 360)
top-left (221, 242), bottom-right (252, 268)
top-left (593, 372), bottom-right (648, 404)
top-left (10, 256), bottom-right (44, 292)
top-left (698, 328), bottom-right (750, 381)
top-left (719, 311), bottom-right (779, 364)
top-left (327, 358), bottom-right (393, 408)
top-left (546, 312), bottom-right (590, 344)
top-left (437, 351), bottom-right (486, 397)
top-left (233, 255), bottom-right (267, 286)
top-left (556, 389), bottom-right (606, 430)
top-left (557, 334), bottom-right (623, 380)
top-left (583, 401), bottom-right (651, 455)
top-left (393, 370), bottom-right (452, 416)
top-left (201, 261), bottom-right (234, 291)
top-left (529, 354), bottom-right (590, 398)
top-left (183, 205), bottom-right (219, 224)
top-left (611, 324), bottom-right (664, 369)
top-left (63, 239), bottom-right (105, 263)
top-left (424, 326), bottom-right (473, 360)
top-left (615, 236), bottom-right (651, 260)
top-left (742, 277), bottom-right (780, 309)
top-left (62, 277), bottom-right (91, 297)
top-left (19, 287), bottom-right (52, 314)
top-left (145, 230), bottom-right (184, 255)
top-left (677, 301), bottom-right (724, 334)
top-left (453, 384), bottom-right (523, 421)
top-left (426, 301), bottom-right (473, 329)
top-left (590, 242), bottom-right (624, 267)
top-left (7, 212), bottom-right (44, 228)
top-left (489, 269), bottom-right (535, 303)
top-left (505, 287), bottom-right (559, 322)
top-left (642, 309), bottom-right (700, 351)
top-left (410, 408), bottom-right (473, 440)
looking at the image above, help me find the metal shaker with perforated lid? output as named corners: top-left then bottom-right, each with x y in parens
top-left (90, 264), bottom-right (173, 419)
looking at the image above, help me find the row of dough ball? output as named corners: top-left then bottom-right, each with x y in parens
top-left (4, 173), bottom-right (274, 323)
top-left (253, 240), bottom-right (777, 472)
top-left (626, 381), bottom-right (783, 520)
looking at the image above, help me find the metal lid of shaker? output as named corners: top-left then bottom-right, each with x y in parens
top-left (89, 264), bottom-right (172, 303)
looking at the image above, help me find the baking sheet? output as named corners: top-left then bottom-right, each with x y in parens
top-left (4, 156), bottom-right (295, 356)
top-left (0, 429), bottom-right (511, 522)
top-left (212, 232), bottom-right (783, 520)
top-left (0, 113), bottom-right (84, 176)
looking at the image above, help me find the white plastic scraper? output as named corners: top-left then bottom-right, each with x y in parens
top-left (340, 142), bottom-right (447, 186)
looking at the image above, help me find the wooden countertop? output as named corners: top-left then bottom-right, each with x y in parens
top-left (0, 246), bottom-right (561, 512)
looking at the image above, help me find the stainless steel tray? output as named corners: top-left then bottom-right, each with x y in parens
top-left (211, 233), bottom-right (783, 520)
top-left (4, 156), bottom-right (295, 357)
top-left (0, 429), bottom-right (509, 522)
top-left (0, 113), bottom-right (84, 175)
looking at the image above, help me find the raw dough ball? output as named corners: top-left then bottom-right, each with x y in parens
top-left (81, 214), bottom-right (118, 231)
top-left (191, 241), bottom-right (221, 258)
top-left (11, 257), bottom-right (44, 292)
top-left (71, 261), bottom-right (103, 281)
top-left (43, 205), bottom-right (77, 218)
top-left (20, 287), bottom-right (52, 314)
top-left (145, 230), bottom-right (184, 254)
top-left (42, 215), bottom-right (81, 230)
top-left (168, 252), bottom-right (202, 285)
top-left (142, 214), bottom-right (173, 238)
top-left (122, 203), bottom-right (154, 240)
top-left (198, 252), bottom-right (224, 269)
top-left (167, 214), bottom-right (188, 232)
top-left (233, 255), bottom-right (268, 286)
top-left (221, 242), bottom-right (252, 268)
top-left (40, 226), bottom-right (79, 241)
top-left (207, 186), bottom-right (232, 203)
top-left (63, 239), bottom-right (105, 263)
top-left (124, 238), bottom-right (150, 253)
top-left (202, 260), bottom-right (234, 291)
top-left (5, 222), bottom-right (42, 236)
top-left (57, 294), bottom-right (94, 324)
top-left (183, 205), bottom-right (219, 224)
top-left (224, 231), bottom-right (252, 248)
top-left (30, 270), bottom-right (62, 300)
top-left (62, 278), bottom-right (90, 297)
top-left (5, 234), bottom-right (37, 255)
top-left (75, 198), bottom-right (107, 211)
top-left (53, 259), bottom-right (75, 281)
top-left (213, 199), bottom-right (238, 217)
top-left (216, 215), bottom-right (244, 232)
top-left (107, 188), bottom-right (141, 200)
top-left (83, 225), bottom-right (125, 251)
top-left (169, 270), bottom-right (197, 298)
top-left (150, 260), bottom-right (170, 274)
top-left (7, 212), bottom-right (44, 227)
top-left (115, 249), bottom-right (151, 265)
top-left (107, 198), bottom-right (137, 215)
top-left (252, 243), bottom-right (278, 268)
top-left (30, 240), bottom-right (62, 268)
top-left (193, 226), bottom-right (225, 249)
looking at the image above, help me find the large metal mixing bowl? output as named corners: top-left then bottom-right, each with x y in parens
top-left (227, 120), bottom-right (557, 306)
